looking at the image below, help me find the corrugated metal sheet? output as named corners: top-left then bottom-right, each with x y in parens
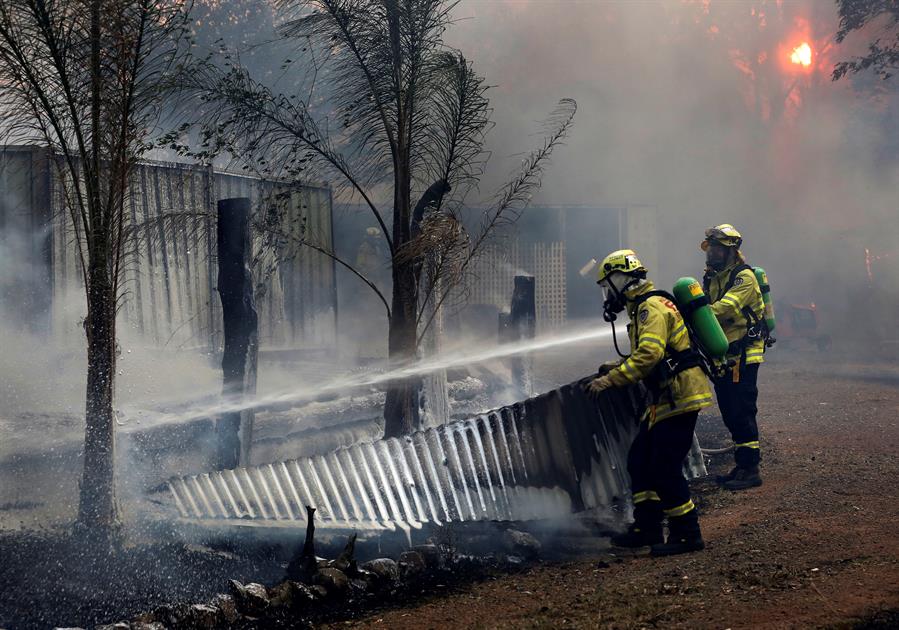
top-left (0, 147), bottom-right (52, 332)
top-left (165, 381), bottom-right (707, 530)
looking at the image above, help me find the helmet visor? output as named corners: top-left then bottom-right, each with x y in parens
top-left (704, 227), bottom-right (739, 248)
top-left (600, 284), bottom-right (611, 303)
top-left (599, 271), bottom-right (632, 293)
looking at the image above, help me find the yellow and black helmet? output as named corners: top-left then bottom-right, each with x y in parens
top-left (701, 223), bottom-right (742, 250)
top-left (597, 249), bottom-right (647, 284)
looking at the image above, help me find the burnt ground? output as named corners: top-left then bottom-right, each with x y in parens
top-left (1, 350), bottom-right (897, 629)
top-left (326, 353), bottom-right (899, 629)
top-left (0, 527), bottom-right (511, 630)
top-left (0, 531), bottom-right (286, 629)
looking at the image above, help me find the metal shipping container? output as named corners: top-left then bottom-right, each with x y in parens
top-left (0, 145), bottom-right (336, 353)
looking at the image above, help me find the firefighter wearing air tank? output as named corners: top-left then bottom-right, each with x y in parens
top-left (588, 250), bottom-right (711, 556)
top-left (701, 224), bottom-right (772, 491)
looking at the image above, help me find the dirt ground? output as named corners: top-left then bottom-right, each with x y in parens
top-left (327, 352), bottom-right (899, 629)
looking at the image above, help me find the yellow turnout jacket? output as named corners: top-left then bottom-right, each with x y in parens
top-left (705, 262), bottom-right (766, 366)
top-left (607, 282), bottom-right (713, 426)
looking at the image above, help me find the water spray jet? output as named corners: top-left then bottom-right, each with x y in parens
top-left (132, 323), bottom-right (616, 429)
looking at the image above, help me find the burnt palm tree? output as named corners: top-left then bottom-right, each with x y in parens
top-left (188, 0), bottom-right (576, 437)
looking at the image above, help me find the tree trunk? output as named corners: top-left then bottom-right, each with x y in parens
top-left (285, 505), bottom-right (317, 582)
top-left (383, 262), bottom-right (421, 437)
top-left (383, 150), bottom-right (421, 437)
top-left (77, 258), bottom-right (120, 543)
top-left (508, 275), bottom-right (536, 398)
top-left (216, 198), bottom-right (258, 468)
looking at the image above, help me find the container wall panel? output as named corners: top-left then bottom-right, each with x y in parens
top-left (0, 147), bottom-right (335, 353)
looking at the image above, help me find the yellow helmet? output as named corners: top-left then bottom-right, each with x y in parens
top-left (597, 249), bottom-right (647, 284)
top-left (701, 223), bottom-right (742, 251)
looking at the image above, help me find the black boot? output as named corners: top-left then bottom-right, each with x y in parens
top-left (723, 466), bottom-right (762, 490)
top-left (611, 501), bottom-right (663, 548)
top-left (651, 511), bottom-right (705, 557)
top-left (715, 466), bottom-right (739, 484)
top-left (610, 522), bottom-right (664, 548)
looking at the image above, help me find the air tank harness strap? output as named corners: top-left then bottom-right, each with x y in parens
top-left (724, 305), bottom-right (770, 383)
top-left (720, 263), bottom-right (754, 298)
top-left (633, 290), bottom-right (679, 310)
top-left (637, 290), bottom-right (721, 379)
top-left (718, 264), bottom-right (768, 383)
top-left (632, 291), bottom-right (705, 411)
top-left (755, 276), bottom-right (777, 349)
top-left (702, 269), bottom-right (715, 295)
top-left (724, 265), bottom-right (768, 345)
top-left (645, 347), bottom-right (705, 411)
top-left (677, 292), bottom-right (710, 319)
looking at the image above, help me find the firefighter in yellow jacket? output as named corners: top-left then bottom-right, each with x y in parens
top-left (588, 249), bottom-right (712, 556)
top-left (701, 224), bottom-right (766, 490)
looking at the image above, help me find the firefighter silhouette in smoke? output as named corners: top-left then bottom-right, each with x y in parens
top-left (701, 224), bottom-right (769, 490)
top-left (587, 249), bottom-right (710, 556)
top-left (355, 226), bottom-right (389, 285)
top-left (346, 226), bottom-right (390, 356)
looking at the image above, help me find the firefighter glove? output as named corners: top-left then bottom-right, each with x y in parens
top-left (588, 375), bottom-right (614, 396)
top-left (597, 360), bottom-right (621, 376)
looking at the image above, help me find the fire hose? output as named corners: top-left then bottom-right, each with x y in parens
top-left (700, 444), bottom-right (734, 455)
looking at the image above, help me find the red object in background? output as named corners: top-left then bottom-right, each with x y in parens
top-left (775, 302), bottom-right (832, 352)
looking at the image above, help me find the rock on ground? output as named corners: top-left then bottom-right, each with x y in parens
top-left (501, 529), bottom-right (542, 560)
top-left (398, 551), bottom-right (427, 580)
top-left (313, 568), bottom-right (349, 594)
top-left (360, 558), bottom-right (400, 584)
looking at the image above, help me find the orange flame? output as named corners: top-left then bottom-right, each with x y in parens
top-left (790, 42), bottom-right (812, 67)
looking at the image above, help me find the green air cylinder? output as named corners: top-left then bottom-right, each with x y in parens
top-left (753, 267), bottom-right (776, 333)
top-left (673, 277), bottom-right (729, 359)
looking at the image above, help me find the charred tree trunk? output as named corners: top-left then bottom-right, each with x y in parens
top-left (76, 257), bottom-right (120, 542)
top-left (383, 289), bottom-right (423, 441)
top-left (509, 275), bottom-right (536, 397)
top-left (76, 0), bottom-right (120, 544)
top-left (382, 0), bottom-right (422, 439)
top-left (384, 258), bottom-right (421, 437)
top-left (383, 142), bottom-right (422, 437)
top-left (216, 198), bottom-right (258, 469)
top-left (286, 505), bottom-right (318, 582)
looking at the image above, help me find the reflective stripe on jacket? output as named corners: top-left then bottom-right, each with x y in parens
top-left (706, 263), bottom-right (766, 365)
top-left (607, 282), bottom-right (713, 426)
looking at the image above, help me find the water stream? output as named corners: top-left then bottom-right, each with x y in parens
top-left (142, 322), bottom-right (614, 427)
